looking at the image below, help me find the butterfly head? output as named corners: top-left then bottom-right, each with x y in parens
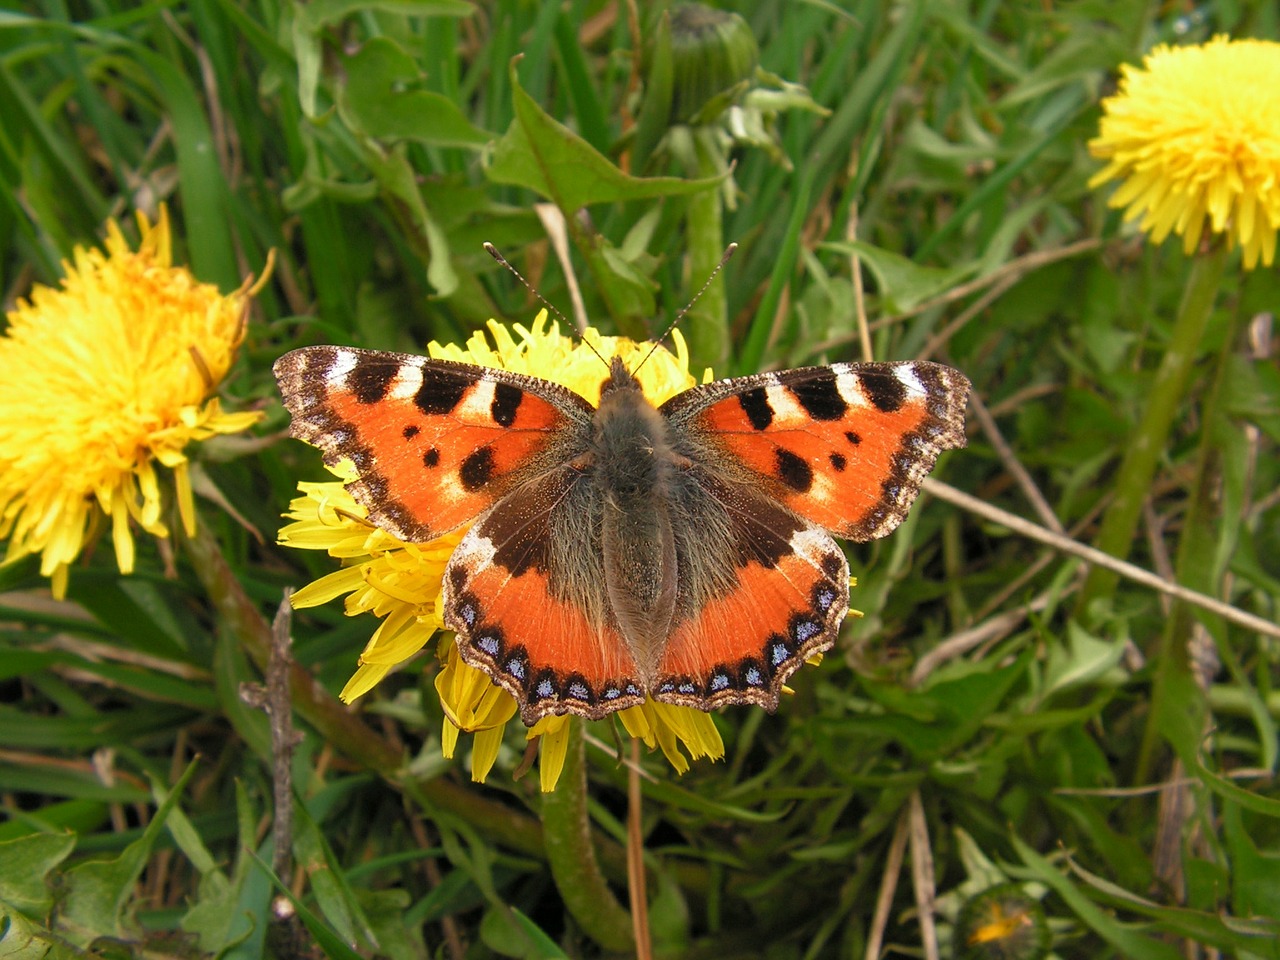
top-left (600, 354), bottom-right (644, 398)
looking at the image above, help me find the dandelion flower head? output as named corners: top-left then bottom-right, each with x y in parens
top-left (0, 209), bottom-right (263, 597)
top-left (1089, 35), bottom-right (1280, 268)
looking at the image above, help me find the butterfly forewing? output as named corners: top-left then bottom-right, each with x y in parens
top-left (662, 361), bottom-right (971, 541)
top-left (273, 346), bottom-right (594, 542)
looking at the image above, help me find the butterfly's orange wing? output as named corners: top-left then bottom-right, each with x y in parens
top-left (646, 361), bottom-right (969, 711)
top-left (442, 468), bottom-right (648, 724)
top-left (653, 479), bottom-right (849, 712)
top-left (662, 361), bottom-right (970, 541)
top-left (274, 346), bottom-right (593, 541)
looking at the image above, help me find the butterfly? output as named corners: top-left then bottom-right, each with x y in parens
top-left (274, 343), bottom-right (970, 725)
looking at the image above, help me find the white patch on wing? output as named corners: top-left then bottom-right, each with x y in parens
top-left (388, 362), bottom-right (423, 400)
top-left (789, 525), bottom-right (844, 569)
top-left (834, 370), bottom-right (869, 408)
top-left (446, 529), bottom-right (497, 583)
top-left (456, 379), bottom-right (497, 420)
top-left (894, 364), bottom-right (926, 398)
top-left (328, 349), bottom-right (359, 385)
top-left (764, 381), bottom-right (807, 423)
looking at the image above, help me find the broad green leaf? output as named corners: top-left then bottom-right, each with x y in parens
top-left (480, 905), bottom-right (568, 959)
top-left (486, 62), bottom-right (718, 213)
top-left (0, 907), bottom-right (54, 960)
top-left (0, 833), bottom-right (75, 918)
top-left (1039, 620), bottom-right (1128, 699)
top-left (58, 761), bottom-right (198, 944)
top-left (852, 653), bottom-right (1031, 759)
top-left (292, 800), bottom-right (380, 951)
top-left (339, 38), bottom-right (489, 148)
top-left (201, 783), bottom-right (269, 960)
top-left (1225, 803), bottom-right (1280, 944)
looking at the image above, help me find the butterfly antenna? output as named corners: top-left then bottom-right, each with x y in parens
top-left (636, 243), bottom-right (738, 373)
top-left (483, 242), bottom-right (609, 368)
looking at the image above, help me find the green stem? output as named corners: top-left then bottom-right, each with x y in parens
top-left (684, 128), bottom-right (730, 372)
top-left (1076, 243), bottom-right (1229, 617)
top-left (1132, 307), bottom-right (1238, 787)
top-left (540, 720), bottom-right (634, 952)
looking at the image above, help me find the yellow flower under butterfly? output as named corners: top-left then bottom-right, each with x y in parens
top-left (0, 209), bottom-right (264, 598)
top-left (279, 314), bottom-right (728, 791)
top-left (1089, 35), bottom-right (1280, 268)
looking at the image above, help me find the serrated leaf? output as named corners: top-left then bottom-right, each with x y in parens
top-left (58, 761), bottom-right (198, 945)
top-left (0, 833), bottom-right (75, 918)
top-left (339, 39), bottom-right (488, 148)
top-left (487, 61), bottom-right (718, 212)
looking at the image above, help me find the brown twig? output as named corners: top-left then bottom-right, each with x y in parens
top-left (864, 805), bottom-right (910, 960)
top-left (908, 791), bottom-right (939, 960)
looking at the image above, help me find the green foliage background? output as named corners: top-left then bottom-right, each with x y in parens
top-left (1, 1), bottom-right (1278, 957)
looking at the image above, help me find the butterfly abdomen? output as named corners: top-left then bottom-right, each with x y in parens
top-left (591, 371), bottom-right (684, 672)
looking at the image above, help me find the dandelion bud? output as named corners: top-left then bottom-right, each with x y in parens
top-left (954, 884), bottom-right (1050, 960)
top-left (667, 3), bottom-right (759, 124)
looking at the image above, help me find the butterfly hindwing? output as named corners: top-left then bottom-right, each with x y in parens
top-left (662, 361), bottom-right (970, 541)
top-left (274, 346), bottom-right (594, 541)
top-left (442, 468), bottom-right (647, 724)
top-left (653, 479), bottom-right (849, 711)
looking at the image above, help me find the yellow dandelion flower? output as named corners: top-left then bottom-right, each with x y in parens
top-left (278, 312), bottom-right (735, 790)
top-left (1089, 35), bottom-right (1280, 268)
top-left (0, 208), bottom-right (264, 598)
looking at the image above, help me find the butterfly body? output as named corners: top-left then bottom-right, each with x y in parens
top-left (274, 344), bottom-right (970, 724)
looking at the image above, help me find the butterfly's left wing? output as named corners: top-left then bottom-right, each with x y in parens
top-left (653, 476), bottom-right (850, 712)
top-left (646, 360), bottom-right (969, 711)
top-left (661, 361), bottom-right (970, 541)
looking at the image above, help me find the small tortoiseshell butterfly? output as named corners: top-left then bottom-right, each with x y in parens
top-left (274, 342), bottom-right (969, 724)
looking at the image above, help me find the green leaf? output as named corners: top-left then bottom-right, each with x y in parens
top-left (1193, 761), bottom-right (1280, 819)
top-left (821, 240), bottom-right (977, 313)
top-left (188, 783), bottom-right (267, 958)
top-left (0, 907), bottom-right (56, 960)
top-left (339, 38), bottom-right (489, 148)
top-left (487, 60), bottom-right (719, 212)
top-left (480, 905), bottom-right (568, 959)
top-left (1011, 836), bottom-right (1182, 960)
top-left (298, 0), bottom-right (472, 28)
top-left (631, 10), bottom-right (675, 173)
top-left (1039, 620), bottom-right (1128, 699)
top-left (128, 47), bottom-right (239, 290)
top-left (1224, 801), bottom-right (1280, 933)
top-left (0, 833), bottom-right (76, 919)
top-left (852, 653), bottom-right (1031, 759)
top-left (58, 760), bottom-right (198, 944)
